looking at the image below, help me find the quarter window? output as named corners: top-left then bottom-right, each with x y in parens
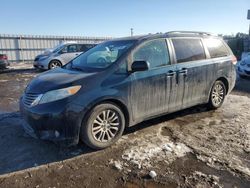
top-left (78, 44), bottom-right (88, 52)
top-left (172, 38), bottom-right (206, 63)
top-left (133, 39), bottom-right (170, 68)
top-left (204, 38), bottom-right (229, 58)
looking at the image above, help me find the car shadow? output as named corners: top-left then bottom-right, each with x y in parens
top-left (0, 112), bottom-right (95, 175)
top-left (0, 105), bottom-right (210, 176)
top-left (124, 104), bottom-right (209, 135)
top-left (0, 68), bottom-right (37, 74)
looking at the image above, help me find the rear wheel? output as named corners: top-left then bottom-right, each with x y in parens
top-left (208, 80), bottom-right (226, 109)
top-left (49, 60), bottom-right (62, 69)
top-left (81, 103), bottom-right (125, 149)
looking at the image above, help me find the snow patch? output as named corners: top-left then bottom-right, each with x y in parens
top-left (121, 129), bottom-right (191, 169)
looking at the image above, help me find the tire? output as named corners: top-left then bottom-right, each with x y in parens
top-left (49, 60), bottom-right (62, 69)
top-left (208, 80), bottom-right (226, 109)
top-left (80, 103), bottom-right (125, 149)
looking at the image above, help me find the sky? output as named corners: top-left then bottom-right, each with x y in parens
top-left (0, 0), bottom-right (249, 37)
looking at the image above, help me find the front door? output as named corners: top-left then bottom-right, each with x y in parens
top-left (60, 44), bottom-right (79, 63)
top-left (130, 39), bottom-right (177, 120)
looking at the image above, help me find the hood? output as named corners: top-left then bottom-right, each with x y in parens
top-left (26, 68), bottom-right (97, 94)
top-left (43, 48), bottom-right (53, 55)
top-left (35, 49), bottom-right (53, 59)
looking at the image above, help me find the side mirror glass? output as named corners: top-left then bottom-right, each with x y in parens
top-left (131, 61), bottom-right (149, 72)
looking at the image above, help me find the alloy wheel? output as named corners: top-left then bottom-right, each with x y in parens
top-left (50, 61), bottom-right (61, 69)
top-left (211, 83), bottom-right (225, 106)
top-left (91, 109), bottom-right (120, 142)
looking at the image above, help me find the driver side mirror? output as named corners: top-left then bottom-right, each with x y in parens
top-left (59, 48), bottom-right (67, 54)
top-left (131, 61), bottom-right (149, 72)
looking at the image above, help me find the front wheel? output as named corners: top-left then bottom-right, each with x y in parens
top-left (80, 103), bottom-right (125, 149)
top-left (49, 60), bottom-right (62, 69)
top-left (208, 80), bottom-right (226, 109)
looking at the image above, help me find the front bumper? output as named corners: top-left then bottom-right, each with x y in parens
top-left (19, 96), bottom-right (85, 146)
top-left (237, 65), bottom-right (250, 77)
top-left (33, 61), bottom-right (46, 70)
top-left (0, 60), bottom-right (9, 69)
top-left (33, 59), bottom-right (49, 70)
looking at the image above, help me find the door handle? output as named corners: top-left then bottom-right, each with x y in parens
top-left (178, 68), bottom-right (188, 75)
top-left (166, 70), bottom-right (176, 77)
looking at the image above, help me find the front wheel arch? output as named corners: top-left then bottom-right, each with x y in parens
top-left (82, 98), bottom-right (130, 128)
top-left (48, 59), bottom-right (62, 69)
top-left (80, 102), bottom-right (126, 149)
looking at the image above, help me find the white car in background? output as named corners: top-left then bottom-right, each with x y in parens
top-left (237, 52), bottom-right (250, 78)
top-left (33, 42), bottom-right (96, 70)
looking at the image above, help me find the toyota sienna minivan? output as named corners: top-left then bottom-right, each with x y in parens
top-left (20, 31), bottom-right (236, 149)
top-left (33, 42), bottom-right (96, 70)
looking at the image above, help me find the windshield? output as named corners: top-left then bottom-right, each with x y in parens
top-left (65, 40), bottom-right (136, 71)
top-left (52, 43), bottom-right (66, 53)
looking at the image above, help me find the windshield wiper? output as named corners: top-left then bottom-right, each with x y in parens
top-left (70, 63), bottom-right (84, 72)
top-left (71, 66), bottom-right (84, 72)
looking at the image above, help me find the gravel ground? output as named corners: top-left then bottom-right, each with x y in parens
top-left (0, 67), bottom-right (249, 188)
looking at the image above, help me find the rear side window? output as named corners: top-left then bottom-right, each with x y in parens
top-left (78, 44), bottom-right (88, 52)
top-left (78, 44), bottom-right (95, 52)
top-left (133, 39), bottom-right (170, 68)
top-left (204, 38), bottom-right (229, 58)
top-left (172, 38), bottom-right (206, 63)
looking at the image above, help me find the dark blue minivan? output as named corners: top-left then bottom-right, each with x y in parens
top-left (20, 31), bottom-right (236, 149)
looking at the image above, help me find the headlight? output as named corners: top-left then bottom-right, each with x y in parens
top-left (39, 56), bottom-right (49, 61)
top-left (31, 85), bottom-right (81, 106)
top-left (240, 60), bottom-right (246, 66)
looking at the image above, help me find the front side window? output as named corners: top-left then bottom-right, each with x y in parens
top-left (133, 39), bottom-right (170, 68)
top-left (65, 40), bottom-right (135, 71)
top-left (204, 38), bottom-right (229, 58)
top-left (67, 45), bottom-right (77, 53)
top-left (172, 38), bottom-right (206, 63)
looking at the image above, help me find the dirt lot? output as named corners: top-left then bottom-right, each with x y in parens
top-left (0, 67), bottom-right (249, 188)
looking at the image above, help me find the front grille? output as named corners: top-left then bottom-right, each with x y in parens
top-left (23, 93), bottom-right (40, 107)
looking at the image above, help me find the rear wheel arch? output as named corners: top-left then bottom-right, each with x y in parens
top-left (206, 77), bottom-right (229, 106)
top-left (207, 79), bottom-right (227, 109)
top-left (216, 77), bottom-right (229, 94)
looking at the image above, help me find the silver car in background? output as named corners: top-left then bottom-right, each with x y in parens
top-left (33, 42), bottom-right (96, 70)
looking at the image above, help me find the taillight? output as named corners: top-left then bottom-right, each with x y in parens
top-left (231, 55), bottom-right (237, 65)
top-left (0, 55), bottom-right (7, 60)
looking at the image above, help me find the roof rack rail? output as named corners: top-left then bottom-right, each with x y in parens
top-left (166, 31), bottom-right (213, 36)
